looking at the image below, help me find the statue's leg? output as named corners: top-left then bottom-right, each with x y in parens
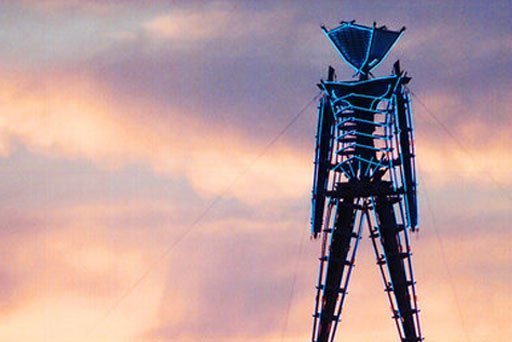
top-left (314, 196), bottom-right (361, 342)
top-left (371, 196), bottom-right (421, 341)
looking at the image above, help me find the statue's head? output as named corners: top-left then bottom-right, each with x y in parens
top-left (322, 21), bottom-right (405, 78)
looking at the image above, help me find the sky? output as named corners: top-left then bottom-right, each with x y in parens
top-left (0, 0), bottom-right (510, 341)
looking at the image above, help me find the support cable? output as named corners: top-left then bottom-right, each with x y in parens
top-left (411, 91), bottom-right (511, 201)
top-left (85, 92), bottom-right (322, 339)
top-left (280, 221), bottom-right (308, 342)
top-left (411, 90), bottom-right (489, 341)
top-left (416, 167), bottom-right (470, 342)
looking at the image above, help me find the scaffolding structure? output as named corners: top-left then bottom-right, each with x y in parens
top-left (310, 21), bottom-right (423, 342)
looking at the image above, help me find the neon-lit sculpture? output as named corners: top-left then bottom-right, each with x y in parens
top-left (310, 21), bottom-right (423, 341)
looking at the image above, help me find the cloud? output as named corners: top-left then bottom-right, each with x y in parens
top-left (0, 204), bottom-right (169, 341)
top-left (0, 68), bottom-right (313, 205)
top-left (141, 3), bottom-right (299, 46)
top-left (1, 63), bottom-right (510, 211)
top-left (1, 202), bottom-right (509, 341)
top-left (411, 88), bottom-right (512, 188)
top-left (139, 222), bottom-right (512, 341)
top-left (1, 195), bottom-right (510, 341)
top-left (0, 3), bottom-right (510, 341)
top-left (142, 6), bottom-right (232, 42)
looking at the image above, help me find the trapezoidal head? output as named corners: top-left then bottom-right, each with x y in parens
top-left (322, 21), bottom-right (405, 77)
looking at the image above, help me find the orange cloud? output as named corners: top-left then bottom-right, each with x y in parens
top-left (0, 69), bottom-right (311, 205)
top-left (413, 91), bottom-right (512, 187)
top-left (0, 195), bottom-right (510, 341)
top-left (1, 66), bottom-right (510, 210)
top-left (0, 206), bottom-right (168, 341)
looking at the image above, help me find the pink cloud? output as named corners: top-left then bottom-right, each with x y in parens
top-left (0, 4), bottom-right (510, 340)
top-left (1, 65), bottom-right (510, 209)
top-left (0, 68), bottom-right (312, 205)
top-left (0, 182), bottom-right (509, 341)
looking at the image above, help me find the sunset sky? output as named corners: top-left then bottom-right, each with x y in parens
top-left (0, 1), bottom-right (510, 341)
